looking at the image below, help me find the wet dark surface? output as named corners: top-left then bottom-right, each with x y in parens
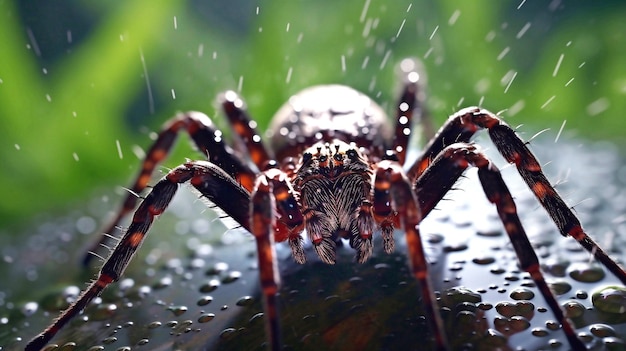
top-left (1, 136), bottom-right (626, 351)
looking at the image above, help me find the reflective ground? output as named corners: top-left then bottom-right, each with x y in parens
top-left (2, 135), bottom-right (626, 351)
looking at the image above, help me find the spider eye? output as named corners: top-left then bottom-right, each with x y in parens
top-left (302, 152), bottom-right (312, 163)
top-left (319, 155), bottom-right (327, 162)
top-left (334, 153), bottom-right (343, 162)
top-left (346, 149), bottom-right (358, 160)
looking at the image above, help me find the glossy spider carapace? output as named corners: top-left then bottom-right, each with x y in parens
top-left (27, 58), bottom-right (626, 351)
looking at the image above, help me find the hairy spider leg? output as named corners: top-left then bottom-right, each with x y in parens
top-left (250, 173), bottom-right (281, 351)
top-left (417, 143), bottom-right (587, 349)
top-left (27, 161), bottom-right (251, 351)
top-left (372, 160), bottom-right (449, 351)
top-left (247, 166), bottom-right (308, 351)
top-left (221, 90), bottom-right (274, 168)
top-left (408, 107), bottom-right (626, 285)
top-left (83, 111), bottom-right (257, 266)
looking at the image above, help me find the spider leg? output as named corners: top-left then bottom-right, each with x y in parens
top-left (250, 173), bottom-right (281, 351)
top-left (416, 143), bottom-right (588, 349)
top-left (373, 160), bottom-right (448, 351)
top-left (83, 111), bottom-right (255, 266)
top-left (409, 107), bottom-right (626, 285)
top-left (221, 91), bottom-right (274, 168)
top-left (28, 161), bottom-right (251, 351)
top-left (392, 58), bottom-right (433, 165)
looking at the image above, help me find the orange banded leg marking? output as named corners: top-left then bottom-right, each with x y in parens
top-left (488, 123), bottom-right (626, 284)
top-left (374, 160), bottom-right (449, 351)
top-left (29, 161), bottom-right (255, 351)
top-left (221, 91), bottom-right (273, 169)
top-left (408, 107), bottom-right (626, 286)
top-left (83, 112), bottom-right (256, 266)
top-left (251, 174), bottom-right (281, 351)
top-left (417, 143), bottom-right (587, 349)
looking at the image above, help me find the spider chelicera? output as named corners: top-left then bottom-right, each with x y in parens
top-left (27, 58), bottom-right (626, 351)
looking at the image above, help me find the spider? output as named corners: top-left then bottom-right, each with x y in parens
top-left (27, 58), bottom-right (626, 351)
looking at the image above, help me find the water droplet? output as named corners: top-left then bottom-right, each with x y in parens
top-left (167, 305), bottom-right (188, 316)
top-left (22, 301), bottom-right (39, 316)
top-left (206, 262), bottom-right (229, 275)
top-left (531, 327), bottom-right (549, 337)
top-left (592, 286), bottom-right (626, 313)
top-left (137, 339), bottom-right (149, 346)
top-left (589, 323), bottom-right (616, 338)
top-left (504, 274), bottom-right (520, 281)
top-left (477, 302), bottom-right (493, 311)
top-left (59, 342), bottom-right (77, 350)
top-left (91, 304), bottom-right (117, 321)
top-left (199, 279), bottom-right (221, 293)
top-left (575, 290), bottom-right (589, 299)
top-left (547, 280), bottom-right (572, 295)
top-left (236, 296), bottom-right (254, 306)
top-left (490, 266), bottom-right (506, 274)
top-left (541, 257), bottom-right (570, 277)
top-left (449, 262), bottom-right (464, 271)
top-left (443, 242), bottom-right (468, 252)
top-left (509, 287), bottom-right (535, 300)
top-left (102, 336), bottom-right (117, 344)
top-left (455, 310), bottom-right (477, 334)
top-left (472, 255), bottom-right (495, 265)
top-left (441, 286), bottom-right (481, 307)
top-left (567, 262), bottom-right (605, 282)
top-left (495, 300), bottom-right (534, 319)
top-left (482, 328), bottom-right (508, 347)
top-left (189, 258), bottom-right (205, 269)
top-left (603, 336), bottom-right (626, 348)
top-left (426, 233), bottom-right (444, 243)
top-left (145, 321), bottom-right (160, 330)
top-left (220, 327), bottom-right (237, 340)
top-left (374, 263), bottom-right (391, 270)
top-left (562, 300), bottom-right (585, 318)
top-left (197, 295), bottom-right (214, 306)
top-left (250, 312), bottom-right (264, 324)
top-left (578, 332), bottom-right (594, 343)
top-left (509, 315), bottom-right (531, 331)
top-left (153, 276), bottom-right (173, 289)
top-left (86, 346), bottom-right (105, 351)
top-left (222, 271), bottom-right (242, 283)
top-left (476, 228), bottom-right (502, 237)
top-left (198, 313), bottom-right (215, 323)
top-left (548, 338), bottom-right (563, 347)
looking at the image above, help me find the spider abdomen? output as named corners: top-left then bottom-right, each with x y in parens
top-left (268, 85), bottom-right (393, 162)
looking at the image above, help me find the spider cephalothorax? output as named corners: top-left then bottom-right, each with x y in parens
top-left (27, 58), bottom-right (626, 351)
top-left (294, 140), bottom-right (375, 264)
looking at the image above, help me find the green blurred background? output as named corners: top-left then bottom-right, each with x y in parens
top-left (1, 0), bottom-right (625, 232)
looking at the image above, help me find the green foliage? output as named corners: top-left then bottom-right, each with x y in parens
top-left (1, 0), bottom-right (625, 230)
